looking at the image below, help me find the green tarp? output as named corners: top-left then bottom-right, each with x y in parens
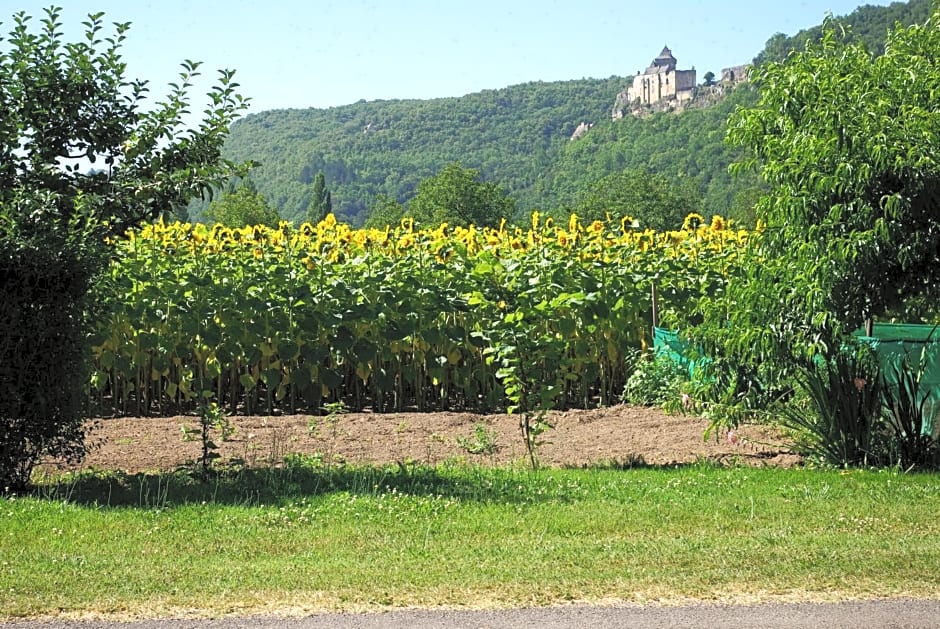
top-left (654, 323), bottom-right (940, 437)
top-left (854, 323), bottom-right (940, 438)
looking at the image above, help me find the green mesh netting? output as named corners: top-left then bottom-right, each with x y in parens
top-left (652, 327), bottom-right (704, 377)
top-left (654, 324), bottom-right (940, 438)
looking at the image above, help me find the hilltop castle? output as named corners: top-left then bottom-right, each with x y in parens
top-left (625, 46), bottom-right (696, 107)
top-left (610, 46), bottom-right (749, 120)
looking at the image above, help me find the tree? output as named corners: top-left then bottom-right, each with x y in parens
top-left (700, 6), bottom-right (940, 370)
top-left (363, 194), bottom-right (406, 229)
top-left (753, 32), bottom-right (791, 66)
top-left (752, 0), bottom-right (931, 65)
top-left (407, 163), bottom-right (516, 227)
top-left (575, 169), bottom-right (702, 231)
top-left (0, 7), bottom-right (249, 491)
top-left (726, 185), bottom-right (765, 227)
top-left (702, 71), bottom-right (716, 86)
top-left (204, 182), bottom-right (280, 227)
top-left (306, 171), bottom-right (332, 225)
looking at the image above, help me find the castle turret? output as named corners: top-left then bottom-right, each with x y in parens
top-left (650, 45), bottom-right (677, 72)
top-left (621, 46), bottom-right (696, 110)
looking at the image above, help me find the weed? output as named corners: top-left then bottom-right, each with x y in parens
top-left (180, 424), bottom-right (197, 442)
top-left (309, 401), bottom-right (346, 466)
top-left (456, 422), bottom-right (499, 456)
top-left (623, 349), bottom-right (687, 407)
top-left (198, 402), bottom-right (228, 479)
top-left (213, 414), bottom-right (237, 442)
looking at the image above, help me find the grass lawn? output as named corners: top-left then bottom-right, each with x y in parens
top-left (1, 461), bottom-right (939, 619)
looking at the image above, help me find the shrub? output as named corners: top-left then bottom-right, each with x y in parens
top-left (879, 350), bottom-right (940, 470)
top-left (0, 199), bottom-right (104, 491)
top-left (778, 347), bottom-right (883, 467)
top-left (622, 350), bottom-right (688, 407)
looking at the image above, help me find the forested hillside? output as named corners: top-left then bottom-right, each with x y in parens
top-left (213, 0), bottom-right (927, 227)
top-left (756, 0), bottom-right (931, 64)
top-left (537, 86), bottom-right (761, 221)
top-left (219, 78), bottom-right (626, 225)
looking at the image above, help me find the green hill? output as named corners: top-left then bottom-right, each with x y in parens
top-left (538, 86), bottom-right (760, 222)
top-left (213, 0), bottom-right (928, 227)
top-left (219, 77), bottom-right (627, 225)
top-left (756, 0), bottom-right (931, 65)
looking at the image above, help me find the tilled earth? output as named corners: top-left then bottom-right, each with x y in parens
top-left (47, 405), bottom-right (799, 473)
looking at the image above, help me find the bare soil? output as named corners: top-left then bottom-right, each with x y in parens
top-left (49, 405), bottom-right (799, 474)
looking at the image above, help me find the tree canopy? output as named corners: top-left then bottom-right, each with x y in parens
top-left (220, 77), bottom-right (627, 225)
top-left (0, 6), bottom-right (248, 490)
top-left (754, 0), bottom-right (931, 65)
top-left (407, 163), bottom-right (516, 228)
top-left (574, 169), bottom-right (702, 230)
top-left (701, 2), bottom-right (940, 369)
top-left (203, 181), bottom-right (280, 227)
top-left (306, 171), bottom-right (332, 225)
top-left (0, 9), bottom-right (250, 234)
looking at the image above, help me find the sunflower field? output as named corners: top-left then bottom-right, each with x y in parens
top-left (89, 212), bottom-right (752, 416)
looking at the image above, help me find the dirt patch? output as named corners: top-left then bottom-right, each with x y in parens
top-left (46, 405), bottom-right (799, 474)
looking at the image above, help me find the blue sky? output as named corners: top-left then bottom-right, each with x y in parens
top-left (6, 1), bottom-right (891, 114)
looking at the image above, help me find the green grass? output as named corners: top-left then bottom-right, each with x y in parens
top-left (2, 461), bottom-right (939, 619)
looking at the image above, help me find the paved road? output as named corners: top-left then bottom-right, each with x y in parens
top-left (4, 599), bottom-right (940, 629)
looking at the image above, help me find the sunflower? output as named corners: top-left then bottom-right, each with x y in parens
top-left (682, 213), bottom-right (705, 231)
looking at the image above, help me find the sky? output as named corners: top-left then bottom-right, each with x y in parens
top-left (5, 0), bottom-right (892, 115)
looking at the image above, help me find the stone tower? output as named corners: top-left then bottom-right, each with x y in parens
top-left (623, 46), bottom-right (696, 107)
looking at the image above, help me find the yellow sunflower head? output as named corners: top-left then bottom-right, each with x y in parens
top-left (682, 213), bottom-right (705, 232)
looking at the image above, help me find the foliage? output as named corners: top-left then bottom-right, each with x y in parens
top-left (779, 344), bottom-right (940, 470)
top-left (622, 341), bottom-right (776, 435)
top-left (0, 194), bottom-right (104, 492)
top-left (880, 349), bottom-right (940, 469)
top-left (680, 354), bottom-right (783, 438)
top-left (220, 77), bottom-right (629, 224)
top-left (754, 0), bottom-right (931, 65)
top-left (543, 86), bottom-right (764, 226)
top-left (1, 9), bottom-right (249, 233)
top-left (89, 214), bottom-right (749, 418)
top-left (455, 422), bottom-right (499, 456)
top-left (777, 348), bottom-right (884, 468)
top-left (0, 7), bottom-right (248, 491)
top-left (574, 169), bottom-right (702, 230)
top-left (203, 182), bottom-right (280, 227)
top-left (696, 4), bottom-right (940, 407)
top-left (622, 350), bottom-right (688, 407)
top-left (197, 402), bottom-right (225, 478)
top-left (306, 172), bottom-right (332, 225)
top-left (408, 163), bottom-right (515, 228)
top-left (362, 194), bottom-right (406, 229)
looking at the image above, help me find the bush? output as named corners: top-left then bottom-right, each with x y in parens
top-left (622, 350), bottom-right (688, 407)
top-left (0, 201), bottom-right (104, 491)
top-left (778, 347), bottom-right (884, 468)
top-left (879, 350), bottom-right (940, 470)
